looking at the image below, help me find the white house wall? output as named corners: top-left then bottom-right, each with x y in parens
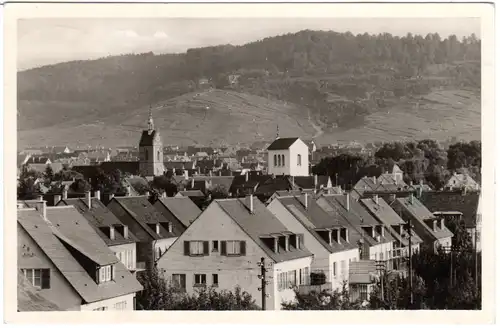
top-left (272, 256), bottom-right (313, 310)
top-left (80, 293), bottom-right (136, 311)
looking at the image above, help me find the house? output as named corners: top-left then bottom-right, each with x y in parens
top-left (18, 271), bottom-right (61, 311)
top-left (51, 146), bottom-right (71, 154)
top-left (154, 196), bottom-right (202, 229)
top-left (266, 189), bottom-right (317, 205)
top-left (317, 194), bottom-right (394, 263)
top-left (267, 137), bottom-right (309, 177)
top-left (174, 190), bottom-right (206, 210)
top-left (293, 175), bottom-right (332, 192)
top-left (359, 196), bottom-right (422, 271)
top-left (86, 150), bottom-right (111, 163)
top-left (418, 191), bottom-right (481, 251)
top-left (18, 204), bottom-right (142, 311)
top-left (229, 173), bottom-right (271, 197)
top-left (267, 194), bottom-right (359, 292)
top-left (18, 153), bottom-right (31, 168)
top-left (389, 195), bottom-right (454, 253)
top-left (56, 191), bottom-right (142, 273)
top-left (254, 175), bottom-right (299, 202)
top-left (348, 260), bottom-right (379, 302)
top-left (25, 162), bottom-right (64, 175)
top-left (157, 196), bottom-right (313, 310)
top-left (377, 164), bottom-right (404, 185)
top-left (107, 196), bottom-right (180, 269)
top-left (444, 172), bottom-right (480, 191)
top-left (139, 108), bottom-right (165, 177)
top-left (26, 156), bottom-right (51, 165)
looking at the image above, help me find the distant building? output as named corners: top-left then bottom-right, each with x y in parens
top-left (267, 137), bottom-right (309, 177)
top-left (139, 108), bottom-right (165, 177)
top-left (444, 172), bottom-right (480, 192)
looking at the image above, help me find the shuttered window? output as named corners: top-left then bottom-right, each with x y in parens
top-left (220, 240), bottom-right (246, 256)
top-left (184, 241), bottom-right (209, 256)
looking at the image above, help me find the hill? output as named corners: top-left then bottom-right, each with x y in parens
top-left (17, 30), bottom-right (481, 148)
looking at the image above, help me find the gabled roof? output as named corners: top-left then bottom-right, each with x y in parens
top-left (359, 197), bottom-right (405, 226)
top-left (267, 137), bottom-right (300, 150)
top-left (418, 191), bottom-right (480, 228)
top-left (109, 196), bottom-right (177, 240)
top-left (99, 161), bottom-right (140, 175)
top-left (56, 198), bottom-right (139, 246)
top-left (18, 272), bottom-right (61, 311)
top-left (255, 175), bottom-right (297, 197)
top-left (293, 176), bottom-right (330, 190)
top-left (139, 130), bottom-right (159, 147)
top-left (18, 209), bottom-right (143, 304)
top-left (45, 206), bottom-right (120, 265)
top-left (157, 196), bottom-right (202, 228)
top-left (353, 177), bottom-right (379, 191)
top-left (216, 197), bottom-right (313, 263)
top-left (394, 197), bottom-right (454, 240)
top-left (274, 196), bottom-right (357, 253)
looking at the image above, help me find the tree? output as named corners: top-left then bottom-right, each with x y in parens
top-left (43, 165), bottom-right (54, 187)
top-left (282, 282), bottom-right (366, 310)
top-left (209, 184), bottom-right (229, 200)
top-left (151, 175), bottom-right (178, 197)
top-left (136, 268), bottom-right (259, 310)
top-left (70, 178), bottom-right (91, 193)
top-left (18, 167), bottom-right (43, 200)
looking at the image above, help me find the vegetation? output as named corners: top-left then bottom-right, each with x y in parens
top-left (136, 268), bottom-right (259, 310)
top-left (312, 140), bottom-right (481, 190)
top-left (18, 30), bottom-right (480, 147)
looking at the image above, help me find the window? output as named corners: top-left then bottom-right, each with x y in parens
top-left (189, 241), bottom-right (204, 255)
top-left (99, 265), bottom-right (113, 283)
top-left (194, 274), bottom-right (207, 286)
top-left (93, 306), bottom-right (108, 311)
top-left (274, 154), bottom-right (277, 167)
top-left (278, 272), bottom-right (289, 291)
top-left (212, 274), bottom-right (219, 286)
top-left (277, 154), bottom-right (281, 167)
top-left (379, 252), bottom-right (384, 261)
top-left (157, 151), bottom-right (160, 161)
top-left (333, 262), bottom-right (337, 278)
top-left (22, 269), bottom-right (50, 289)
top-left (340, 260), bottom-right (346, 278)
top-left (299, 267), bottom-right (310, 285)
top-left (287, 270), bottom-right (297, 287)
top-left (226, 241), bottom-right (241, 255)
top-left (212, 241), bottom-right (219, 252)
top-left (281, 154), bottom-right (285, 166)
top-left (172, 274), bottom-right (186, 290)
top-left (114, 301), bottom-right (127, 310)
top-left (297, 154), bottom-right (302, 166)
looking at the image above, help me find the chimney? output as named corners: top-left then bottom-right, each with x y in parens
top-left (346, 193), bottom-right (350, 211)
top-left (162, 191), bottom-right (167, 198)
top-left (374, 194), bottom-right (379, 205)
top-left (314, 175), bottom-right (318, 189)
top-left (110, 193), bottom-right (115, 200)
top-left (219, 170), bottom-right (222, 176)
top-left (126, 186), bottom-right (131, 196)
top-left (109, 225), bottom-right (115, 240)
top-left (37, 200), bottom-right (47, 220)
top-left (37, 195), bottom-right (43, 201)
top-left (191, 179), bottom-right (195, 189)
top-left (95, 190), bottom-right (101, 200)
top-left (245, 171), bottom-right (249, 182)
top-left (304, 193), bottom-right (308, 209)
top-left (54, 194), bottom-right (61, 205)
top-left (249, 195), bottom-right (254, 214)
top-left (86, 191), bottom-right (91, 209)
top-left (184, 170), bottom-right (189, 179)
top-left (156, 223), bottom-right (160, 235)
top-left (373, 176), bottom-right (376, 184)
top-left (409, 193), bottom-right (414, 205)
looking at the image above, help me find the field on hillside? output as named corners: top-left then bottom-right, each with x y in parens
top-left (17, 88), bottom-right (481, 148)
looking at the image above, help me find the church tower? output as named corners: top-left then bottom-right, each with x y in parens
top-left (139, 107), bottom-right (164, 177)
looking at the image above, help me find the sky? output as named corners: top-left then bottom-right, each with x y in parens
top-left (18, 18), bottom-right (480, 71)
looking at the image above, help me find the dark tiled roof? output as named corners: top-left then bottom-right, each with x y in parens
top-left (18, 272), bottom-right (61, 311)
top-left (255, 175), bottom-right (297, 197)
top-left (419, 191), bottom-right (480, 228)
top-left (157, 196), bottom-right (202, 228)
top-left (139, 130), bottom-right (158, 147)
top-left (267, 137), bottom-right (300, 150)
top-left (216, 197), bottom-right (313, 263)
top-left (109, 196), bottom-right (178, 239)
top-left (207, 176), bottom-right (235, 191)
top-left (353, 177), bottom-right (379, 192)
top-left (18, 209), bottom-right (143, 304)
top-left (359, 197), bottom-right (405, 226)
top-left (177, 190), bottom-right (205, 197)
top-left (164, 161), bottom-right (194, 170)
top-left (57, 198), bottom-right (139, 246)
top-left (275, 196), bottom-right (357, 253)
top-left (99, 161), bottom-right (140, 175)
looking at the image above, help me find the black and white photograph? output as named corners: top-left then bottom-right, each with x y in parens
top-left (3, 2), bottom-right (496, 324)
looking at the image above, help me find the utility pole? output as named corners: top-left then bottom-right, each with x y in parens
top-left (406, 219), bottom-right (414, 308)
top-left (258, 257), bottom-right (267, 311)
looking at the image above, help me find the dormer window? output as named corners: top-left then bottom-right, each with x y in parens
top-left (98, 265), bottom-right (113, 283)
top-left (340, 228), bottom-right (349, 243)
